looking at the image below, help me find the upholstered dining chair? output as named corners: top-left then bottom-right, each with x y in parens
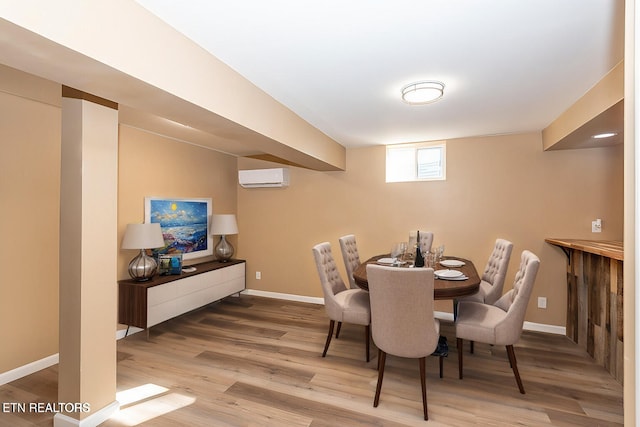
top-left (455, 250), bottom-right (540, 394)
top-left (312, 242), bottom-right (371, 362)
top-left (366, 264), bottom-right (440, 421)
top-left (454, 239), bottom-right (513, 318)
top-left (339, 234), bottom-right (361, 289)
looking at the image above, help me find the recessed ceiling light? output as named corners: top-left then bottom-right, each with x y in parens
top-left (401, 81), bottom-right (445, 105)
top-left (592, 132), bottom-right (617, 139)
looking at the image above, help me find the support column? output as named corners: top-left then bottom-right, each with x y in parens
top-left (55, 87), bottom-right (119, 426)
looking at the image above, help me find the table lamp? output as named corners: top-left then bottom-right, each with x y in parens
top-left (122, 223), bottom-right (165, 281)
top-left (210, 214), bottom-right (238, 262)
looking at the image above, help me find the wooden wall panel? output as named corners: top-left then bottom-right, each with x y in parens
top-left (547, 239), bottom-right (623, 384)
top-left (562, 249), bottom-right (623, 384)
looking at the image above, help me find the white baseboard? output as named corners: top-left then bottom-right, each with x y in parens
top-left (54, 400), bottom-right (119, 427)
top-left (435, 311), bottom-right (454, 322)
top-left (1, 290), bottom-right (566, 386)
top-left (1, 327), bottom-right (140, 385)
top-left (242, 289), bottom-right (566, 335)
top-left (523, 320), bottom-right (566, 335)
top-left (0, 353), bottom-right (59, 386)
top-left (242, 289), bottom-right (324, 305)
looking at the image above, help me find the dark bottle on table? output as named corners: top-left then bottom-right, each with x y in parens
top-left (415, 230), bottom-right (425, 267)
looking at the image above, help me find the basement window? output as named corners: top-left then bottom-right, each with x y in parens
top-left (386, 142), bottom-right (446, 182)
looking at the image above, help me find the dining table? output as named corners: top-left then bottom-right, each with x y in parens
top-left (352, 254), bottom-right (481, 299)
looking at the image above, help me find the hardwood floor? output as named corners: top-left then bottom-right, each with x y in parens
top-left (0, 295), bottom-right (623, 426)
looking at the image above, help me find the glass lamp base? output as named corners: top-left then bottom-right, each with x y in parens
top-left (215, 235), bottom-right (234, 262)
top-left (128, 249), bottom-right (158, 281)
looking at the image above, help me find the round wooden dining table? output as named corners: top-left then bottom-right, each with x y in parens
top-left (352, 255), bottom-right (481, 300)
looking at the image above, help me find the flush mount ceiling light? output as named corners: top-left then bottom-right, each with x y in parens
top-left (401, 80), bottom-right (445, 105)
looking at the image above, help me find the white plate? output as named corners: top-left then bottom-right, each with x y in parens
top-left (441, 275), bottom-right (469, 281)
top-left (435, 269), bottom-right (464, 278)
top-left (440, 259), bottom-right (465, 268)
top-left (376, 258), bottom-right (396, 265)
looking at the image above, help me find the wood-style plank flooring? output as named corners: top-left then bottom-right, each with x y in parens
top-left (0, 295), bottom-right (623, 426)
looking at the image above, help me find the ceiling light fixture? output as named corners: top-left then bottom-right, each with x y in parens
top-left (401, 80), bottom-right (445, 105)
top-left (592, 132), bottom-right (618, 139)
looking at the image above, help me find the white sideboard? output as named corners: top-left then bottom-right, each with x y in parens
top-left (118, 259), bottom-right (246, 329)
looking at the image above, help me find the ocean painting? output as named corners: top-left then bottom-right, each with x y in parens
top-left (145, 197), bottom-right (212, 260)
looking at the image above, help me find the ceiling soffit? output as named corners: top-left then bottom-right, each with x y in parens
top-left (543, 61), bottom-right (624, 151)
top-left (0, 5), bottom-right (346, 171)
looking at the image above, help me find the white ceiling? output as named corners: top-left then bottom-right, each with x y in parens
top-left (135, 0), bottom-right (624, 148)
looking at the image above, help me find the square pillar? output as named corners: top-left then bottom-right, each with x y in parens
top-left (56, 87), bottom-right (119, 426)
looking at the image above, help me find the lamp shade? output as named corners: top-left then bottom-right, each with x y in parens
top-left (121, 223), bottom-right (165, 249)
top-left (210, 214), bottom-right (238, 235)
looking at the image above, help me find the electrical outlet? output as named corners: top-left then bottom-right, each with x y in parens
top-left (537, 297), bottom-right (547, 309)
top-left (256, 271), bottom-right (261, 280)
top-left (592, 218), bottom-right (602, 233)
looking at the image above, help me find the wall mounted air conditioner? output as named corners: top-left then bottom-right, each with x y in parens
top-left (238, 168), bottom-right (290, 188)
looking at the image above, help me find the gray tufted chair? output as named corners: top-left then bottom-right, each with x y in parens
top-left (312, 242), bottom-right (371, 362)
top-left (455, 239), bottom-right (513, 318)
top-left (367, 264), bottom-right (440, 420)
top-left (339, 234), bottom-right (361, 289)
top-left (455, 250), bottom-right (540, 394)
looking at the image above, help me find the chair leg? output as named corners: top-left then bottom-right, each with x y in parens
top-left (506, 345), bottom-right (525, 394)
top-left (373, 349), bottom-right (386, 407)
top-left (364, 325), bottom-right (370, 362)
top-left (322, 320), bottom-right (335, 357)
top-left (457, 338), bottom-right (464, 379)
top-left (335, 321), bottom-right (342, 338)
top-left (470, 340), bottom-right (474, 354)
top-left (419, 357), bottom-right (429, 420)
top-left (439, 355), bottom-right (444, 379)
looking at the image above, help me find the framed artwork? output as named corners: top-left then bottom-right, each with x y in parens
top-left (145, 197), bottom-right (213, 261)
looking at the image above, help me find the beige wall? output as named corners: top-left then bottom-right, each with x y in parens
top-left (0, 74), bottom-right (61, 373)
top-left (117, 125), bottom-right (239, 281)
top-left (238, 132), bottom-right (624, 326)
top-left (0, 65), bottom-right (625, 374)
top-left (0, 69), bottom-right (241, 373)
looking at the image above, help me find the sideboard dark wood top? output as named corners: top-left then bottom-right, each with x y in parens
top-left (118, 259), bottom-right (246, 288)
top-left (118, 259), bottom-right (246, 329)
top-left (545, 238), bottom-right (623, 261)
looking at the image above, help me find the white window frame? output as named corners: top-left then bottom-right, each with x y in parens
top-left (385, 141), bottom-right (446, 183)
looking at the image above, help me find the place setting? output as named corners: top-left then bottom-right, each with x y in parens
top-left (439, 258), bottom-right (465, 268)
top-left (434, 268), bottom-right (468, 281)
top-left (376, 242), bottom-right (409, 266)
top-left (435, 255), bottom-right (468, 280)
top-left (376, 257), bottom-right (407, 266)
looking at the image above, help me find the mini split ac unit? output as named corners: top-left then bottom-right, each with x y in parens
top-left (238, 168), bottom-right (290, 188)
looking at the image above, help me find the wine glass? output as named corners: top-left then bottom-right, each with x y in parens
top-left (391, 242), bottom-right (408, 262)
top-left (398, 242), bottom-right (408, 261)
top-left (390, 244), bottom-right (401, 259)
top-left (425, 252), bottom-right (436, 268)
top-left (435, 244), bottom-right (445, 264)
